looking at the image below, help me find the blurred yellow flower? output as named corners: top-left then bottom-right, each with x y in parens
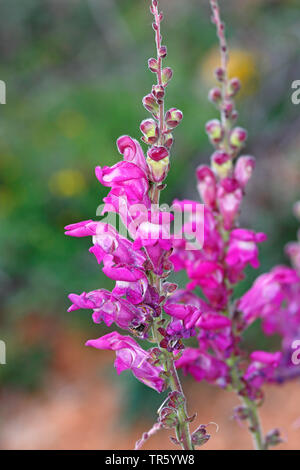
top-left (49, 169), bottom-right (86, 197)
top-left (201, 47), bottom-right (259, 96)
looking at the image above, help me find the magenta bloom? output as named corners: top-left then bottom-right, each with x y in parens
top-left (68, 289), bottom-right (148, 331)
top-left (196, 165), bottom-right (217, 210)
top-left (86, 332), bottom-right (166, 392)
top-left (239, 266), bottom-right (300, 330)
top-left (117, 135), bottom-right (148, 174)
top-left (217, 178), bottom-right (243, 230)
top-left (225, 229), bottom-right (267, 283)
top-left (244, 350), bottom-right (282, 392)
top-left (176, 347), bottom-right (228, 386)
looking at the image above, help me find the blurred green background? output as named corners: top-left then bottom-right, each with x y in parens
top-left (0, 0), bottom-right (300, 446)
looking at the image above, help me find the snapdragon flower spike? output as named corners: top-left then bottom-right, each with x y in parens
top-left (86, 332), bottom-right (166, 392)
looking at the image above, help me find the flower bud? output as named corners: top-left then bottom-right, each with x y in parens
top-left (148, 57), bottom-right (158, 73)
top-left (215, 67), bottom-right (225, 82)
top-left (211, 150), bottom-right (232, 178)
top-left (234, 155), bottom-right (256, 188)
top-left (196, 165), bottom-right (217, 209)
top-left (230, 127), bottom-right (247, 149)
top-left (163, 132), bottom-right (174, 149)
top-left (143, 93), bottom-right (159, 117)
top-left (222, 101), bottom-right (234, 119)
top-left (159, 45), bottom-right (167, 58)
top-left (159, 407), bottom-right (178, 429)
top-left (208, 87), bottom-right (222, 105)
top-left (147, 150), bottom-right (170, 183)
top-left (205, 119), bottom-right (224, 144)
top-left (147, 146), bottom-right (169, 161)
top-left (162, 67), bottom-right (173, 86)
top-left (265, 429), bottom-right (283, 448)
top-left (165, 108), bottom-right (183, 128)
top-left (293, 201), bottom-right (300, 220)
top-left (140, 119), bottom-right (159, 144)
top-left (228, 77), bottom-right (241, 97)
top-left (152, 84), bottom-right (165, 100)
top-left (191, 425), bottom-right (210, 447)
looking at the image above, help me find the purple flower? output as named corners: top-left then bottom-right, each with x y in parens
top-left (217, 178), bottom-right (243, 230)
top-left (225, 229), bottom-right (267, 283)
top-left (244, 351), bottom-right (282, 391)
top-left (86, 331), bottom-right (166, 392)
top-left (68, 289), bottom-right (147, 331)
top-left (175, 347), bottom-right (228, 386)
top-left (117, 135), bottom-right (149, 174)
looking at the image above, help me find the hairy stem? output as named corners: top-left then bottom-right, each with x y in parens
top-left (240, 395), bottom-right (265, 450)
top-left (168, 359), bottom-right (194, 450)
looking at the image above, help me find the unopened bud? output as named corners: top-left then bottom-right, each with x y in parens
top-left (159, 45), bottom-right (167, 58)
top-left (148, 57), bottom-right (158, 73)
top-left (222, 101), bottom-right (234, 119)
top-left (165, 108), bottom-right (183, 128)
top-left (147, 146), bottom-right (169, 161)
top-left (293, 201), bottom-right (300, 220)
top-left (230, 127), bottom-right (247, 149)
top-left (152, 84), bottom-right (165, 100)
top-left (233, 406), bottom-right (250, 421)
top-left (163, 132), bottom-right (174, 149)
top-left (205, 119), bottom-right (224, 144)
top-left (265, 429), bottom-right (283, 448)
top-left (228, 77), bottom-right (241, 97)
top-left (140, 119), bottom-right (159, 144)
top-left (143, 93), bottom-right (159, 117)
top-left (211, 151), bottom-right (232, 178)
top-left (234, 155), bottom-right (256, 188)
top-left (159, 407), bottom-right (178, 429)
top-left (208, 87), bottom-right (222, 104)
top-left (215, 67), bottom-right (225, 82)
top-left (147, 147), bottom-right (170, 182)
top-left (191, 425), bottom-right (210, 447)
top-left (162, 67), bottom-right (173, 86)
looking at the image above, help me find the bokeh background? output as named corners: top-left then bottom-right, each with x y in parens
top-left (0, 0), bottom-right (300, 450)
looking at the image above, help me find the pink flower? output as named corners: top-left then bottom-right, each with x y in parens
top-left (239, 266), bottom-right (300, 329)
top-left (86, 331), bottom-right (166, 392)
top-left (234, 156), bottom-right (256, 189)
top-left (217, 178), bottom-right (243, 230)
top-left (244, 351), bottom-right (282, 391)
top-left (117, 135), bottom-right (148, 174)
top-left (68, 289), bottom-right (147, 331)
top-left (95, 162), bottom-right (148, 201)
top-left (175, 347), bottom-right (228, 385)
top-left (186, 260), bottom-right (228, 310)
top-left (225, 229), bottom-right (267, 283)
top-left (164, 302), bottom-right (202, 329)
top-left (196, 165), bottom-right (217, 210)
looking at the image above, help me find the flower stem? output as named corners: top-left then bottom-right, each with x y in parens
top-left (240, 395), bottom-right (265, 450)
top-left (168, 359), bottom-right (194, 450)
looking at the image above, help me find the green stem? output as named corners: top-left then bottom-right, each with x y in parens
top-left (240, 395), bottom-right (265, 450)
top-left (168, 358), bottom-right (194, 450)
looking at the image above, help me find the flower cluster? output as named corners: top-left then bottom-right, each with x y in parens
top-left (65, 0), bottom-right (300, 451)
top-left (66, 0), bottom-right (197, 451)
